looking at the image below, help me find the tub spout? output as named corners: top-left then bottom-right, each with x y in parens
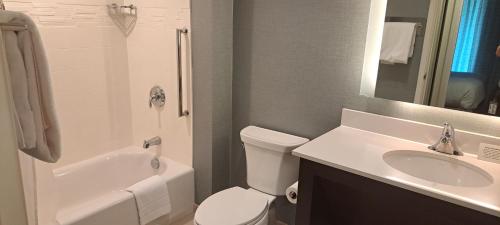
top-left (143, 136), bottom-right (161, 149)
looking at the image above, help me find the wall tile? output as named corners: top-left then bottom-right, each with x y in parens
top-left (5, 0), bottom-right (192, 168)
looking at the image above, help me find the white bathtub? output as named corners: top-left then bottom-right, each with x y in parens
top-left (37, 146), bottom-right (194, 225)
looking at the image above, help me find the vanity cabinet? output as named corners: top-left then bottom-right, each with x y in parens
top-left (296, 159), bottom-right (500, 225)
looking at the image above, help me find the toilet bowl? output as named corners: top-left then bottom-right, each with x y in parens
top-left (194, 126), bottom-right (309, 225)
top-left (194, 187), bottom-right (275, 225)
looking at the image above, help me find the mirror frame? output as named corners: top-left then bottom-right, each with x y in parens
top-left (430, 0), bottom-right (464, 107)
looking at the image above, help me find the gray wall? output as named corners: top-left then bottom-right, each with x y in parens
top-left (232, 0), bottom-right (370, 185)
top-left (232, 0), bottom-right (371, 223)
top-left (385, 0), bottom-right (431, 18)
top-left (193, 0), bottom-right (500, 223)
top-left (231, 0), bottom-right (500, 224)
top-left (191, 0), bottom-right (233, 204)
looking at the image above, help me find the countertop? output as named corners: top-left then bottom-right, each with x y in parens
top-left (293, 125), bottom-right (500, 218)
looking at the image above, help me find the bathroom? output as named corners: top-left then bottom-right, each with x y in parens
top-left (1, 0), bottom-right (500, 225)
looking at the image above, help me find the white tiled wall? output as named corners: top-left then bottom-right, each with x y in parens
top-left (7, 1), bottom-right (192, 224)
top-left (6, 0), bottom-right (134, 167)
top-left (5, 0), bottom-right (192, 167)
top-left (126, 0), bottom-right (193, 166)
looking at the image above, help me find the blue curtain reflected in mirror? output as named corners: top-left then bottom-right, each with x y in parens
top-left (452, 0), bottom-right (489, 73)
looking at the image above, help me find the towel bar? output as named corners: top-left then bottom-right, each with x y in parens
top-left (176, 28), bottom-right (190, 117)
top-left (0, 3), bottom-right (30, 31)
top-left (0, 23), bottom-right (28, 31)
top-left (385, 16), bottom-right (427, 36)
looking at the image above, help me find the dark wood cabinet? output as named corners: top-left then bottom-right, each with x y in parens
top-left (296, 159), bottom-right (500, 225)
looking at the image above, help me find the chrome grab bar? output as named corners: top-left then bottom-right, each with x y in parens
top-left (176, 27), bottom-right (189, 117)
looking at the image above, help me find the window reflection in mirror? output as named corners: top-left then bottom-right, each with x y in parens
top-left (362, 0), bottom-right (500, 118)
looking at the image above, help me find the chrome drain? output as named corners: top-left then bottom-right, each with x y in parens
top-left (151, 158), bottom-right (160, 170)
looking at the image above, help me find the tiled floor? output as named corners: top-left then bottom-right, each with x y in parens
top-left (171, 213), bottom-right (289, 225)
top-left (171, 214), bottom-right (194, 225)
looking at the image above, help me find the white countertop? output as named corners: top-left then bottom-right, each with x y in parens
top-left (293, 125), bottom-right (500, 218)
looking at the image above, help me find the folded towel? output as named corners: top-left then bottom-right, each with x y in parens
top-left (380, 22), bottom-right (417, 64)
top-left (126, 175), bottom-right (171, 225)
top-left (0, 11), bottom-right (61, 163)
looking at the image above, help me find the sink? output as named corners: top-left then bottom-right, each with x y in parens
top-left (383, 150), bottom-right (493, 187)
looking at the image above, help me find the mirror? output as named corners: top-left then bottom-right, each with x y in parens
top-left (361, 0), bottom-right (500, 117)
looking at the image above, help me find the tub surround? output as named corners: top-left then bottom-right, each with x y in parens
top-left (293, 109), bottom-right (500, 220)
top-left (126, 0), bottom-right (193, 167)
top-left (4, 0), bottom-right (134, 167)
top-left (4, 1), bottom-right (195, 223)
top-left (4, 0), bottom-right (193, 168)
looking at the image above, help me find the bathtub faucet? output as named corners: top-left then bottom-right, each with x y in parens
top-left (143, 136), bottom-right (162, 149)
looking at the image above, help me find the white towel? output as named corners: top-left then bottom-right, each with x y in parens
top-left (380, 22), bottom-right (417, 64)
top-left (0, 11), bottom-right (61, 163)
top-left (126, 175), bottom-right (171, 225)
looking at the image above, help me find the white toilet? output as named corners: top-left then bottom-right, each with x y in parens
top-left (194, 126), bottom-right (309, 225)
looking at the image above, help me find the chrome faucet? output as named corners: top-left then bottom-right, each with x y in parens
top-left (428, 123), bottom-right (462, 156)
top-left (143, 136), bottom-right (162, 149)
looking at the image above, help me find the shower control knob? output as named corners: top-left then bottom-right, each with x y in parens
top-left (149, 86), bottom-right (166, 108)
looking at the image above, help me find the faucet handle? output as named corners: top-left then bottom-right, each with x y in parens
top-left (429, 122), bottom-right (462, 156)
top-left (143, 140), bottom-right (151, 149)
top-left (149, 86), bottom-right (166, 108)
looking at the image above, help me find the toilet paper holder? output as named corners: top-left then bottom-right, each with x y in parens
top-left (286, 181), bottom-right (299, 204)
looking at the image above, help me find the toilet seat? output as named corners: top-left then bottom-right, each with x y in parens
top-left (194, 187), bottom-right (269, 225)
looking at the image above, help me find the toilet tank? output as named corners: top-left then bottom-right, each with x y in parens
top-left (241, 126), bottom-right (309, 196)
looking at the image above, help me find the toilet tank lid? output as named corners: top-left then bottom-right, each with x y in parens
top-left (241, 126), bottom-right (309, 152)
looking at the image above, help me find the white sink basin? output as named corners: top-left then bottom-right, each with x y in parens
top-left (383, 150), bottom-right (493, 187)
